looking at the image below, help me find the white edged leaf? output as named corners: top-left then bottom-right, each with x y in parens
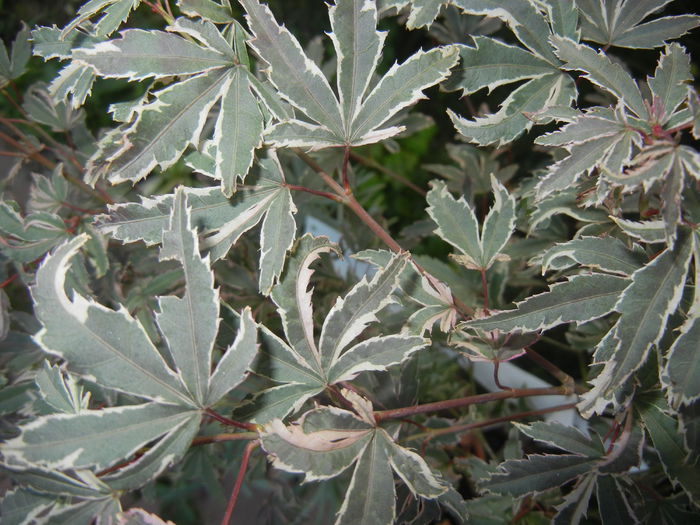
top-left (265, 120), bottom-right (346, 149)
top-left (206, 307), bottom-right (258, 406)
top-left (514, 421), bottom-right (605, 457)
top-left (550, 36), bottom-right (647, 119)
top-left (552, 473), bottom-right (596, 525)
top-left (62, 0), bottom-right (141, 38)
top-left (0, 487), bottom-right (55, 525)
top-left (271, 235), bottom-right (341, 375)
top-left (383, 431), bottom-right (446, 498)
top-left (90, 69), bottom-right (229, 185)
top-left (327, 334), bottom-right (428, 384)
top-left (261, 407), bottom-right (373, 481)
top-left (349, 45), bottom-right (459, 143)
top-left (116, 508), bottom-right (176, 525)
top-left (335, 435), bottom-right (395, 525)
top-left (0, 23), bottom-right (31, 86)
top-left (580, 229), bottom-right (693, 416)
top-left (611, 217), bottom-right (666, 244)
top-left (480, 454), bottom-right (598, 497)
top-left (238, 382), bottom-right (325, 424)
top-left (449, 73), bottom-right (574, 146)
top-left (167, 16), bottom-right (234, 58)
top-left (595, 475), bottom-right (639, 525)
top-left (44, 497), bottom-right (120, 525)
top-left (463, 273), bottom-right (629, 333)
top-left (177, 0), bottom-right (235, 23)
top-left (320, 252), bottom-right (408, 370)
top-left (239, 0), bottom-right (343, 136)
top-left (648, 43), bottom-right (692, 124)
top-left (1, 403), bottom-right (197, 471)
top-left (480, 174), bottom-right (517, 269)
top-left (212, 67), bottom-right (264, 196)
top-left (34, 361), bottom-right (90, 414)
top-left (156, 187), bottom-right (219, 405)
top-left (102, 413), bottom-right (200, 491)
top-left (31, 236), bottom-right (192, 406)
top-left (72, 29), bottom-right (231, 81)
top-left (329, 0), bottom-right (385, 132)
top-left (49, 61), bottom-right (96, 108)
top-left (541, 236), bottom-right (646, 276)
top-left (444, 37), bottom-right (556, 94)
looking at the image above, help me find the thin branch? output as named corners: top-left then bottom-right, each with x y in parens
top-left (205, 408), bottom-right (259, 432)
top-left (286, 184), bottom-right (344, 203)
top-left (342, 145), bottom-right (351, 192)
top-left (374, 385), bottom-right (572, 422)
top-left (192, 432), bottom-right (259, 446)
top-left (402, 402), bottom-right (577, 443)
top-left (220, 441), bottom-right (259, 525)
top-left (493, 360), bottom-right (513, 391)
top-left (350, 151), bottom-right (426, 196)
top-left (524, 346), bottom-right (579, 392)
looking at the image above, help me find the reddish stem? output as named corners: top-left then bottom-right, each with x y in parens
top-left (342, 146), bottom-right (351, 193)
top-left (205, 408), bottom-right (258, 432)
top-left (0, 273), bottom-right (19, 288)
top-left (220, 441), bottom-right (259, 525)
top-left (286, 184), bottom-right (344, 202)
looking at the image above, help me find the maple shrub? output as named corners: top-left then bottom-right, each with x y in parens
top-left (1, 0), bottom-right (700, 523)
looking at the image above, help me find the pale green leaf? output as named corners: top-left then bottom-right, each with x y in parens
top-left (541, 236), bottom-right (646, 276)
top-left (481, 175), bottom-right (517, 269)
top-left (265, 120), bottom-right (346, 149)
top-left (0, 204), bottom-right (69, 264)
top-left (449, 73), bottom-right (573, 146)
top-left (239, 0), bottom-right (343, 136)
top-left (46, 497), bottom-right (120, 525)
top-left (22, 84), bottom-right (84, 132)
top-left (32, 236), bottom-right (192, 406)
top-left (2, 465), bottom-right (110, 499)
top-left (595, 475), bottom-right (638, 525)
top-left (514, 421), bottom-right (605, 457)
top-left (383, 432), bottom-right (446, 498)
top-left (553, 473), bottom-right (596, 525)
top-left (638, 395), bottom-right (700, 503)
top-left (239, 382), bottom-right (324, 424)
top-left (261, 408), bottom-right (373, 481)
top-left (1, 403), bottom-right (196, 470)
top-left (445, 37), bottom-right (556, 94)
top-left (534, 108), bottom-right (624, 147)
top-left (62, 0), bottom-right (139, 37)
top-left (212, 67), bottom-right (264, 196)
top-left (31, 25), bottom-right (102, 60)
top-left (35, 361), bottom-right (90, 414)
top-left (481, 454), bottom-right (598, 496)
top-left (0, 488), bottom-right (55, 525)
top-left (663, 309), bottom-right (700, 406)
top-left (0, 23), bottom-right (31, 86)
top-left (156, 188), bottom-right (218, 405)
top-left (73, 29), bottom-right (231, 81)
top-left (206, 307), bottom-right (258, 406)
top-left (648, 43), bottom-right (692, 123)
top-left (168, 17), bottom-right (234, 58)
top-left (49, 62), bottom-right (96, 108)
top-left (454, 0), bottom-right (558, 63)
top-left (320, 252), bottom-right (408, 370)
top-left (335, 436), bottom-right (395, 525)
top-left (116, 508), bottom-right (177, 525)
top-left (463, 273), bottom-right (629, 333)
top-left (327, 334), bottom-right (428, 384)
top-left (271, 235), bottom-right (341, 375)
top-left (551, 35), bottom-right (647, 118)
top-left (426, 179), bottom-right (480, 268)
top-left (349, 45), bottom-right (458, 143)
top-left (544, 0), bottom-right (579, 40)
top-left (611, 217), bottom-right (666, 244)
top-left (581, 229), bottom-right (693, 415)
top-left (610, 15), bottom-right (700, 50)
top-left (330, 0), bottom-right (385, 131)
top-left (258, 187), bottom-right (297, 295)
top-left (103, 414), bottom-right (200, 490)
top-left (177, 0), bottom-right (235, 23)
top-left (381, 0), bottom-right (445, 30)
top-left (90, 69), bottom-right (229, 185)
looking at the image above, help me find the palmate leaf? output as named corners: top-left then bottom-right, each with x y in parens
top-left (262, 405), bottom-right (446, 525)
top-left (0, 203), bottom-right (70, 264)
top-left (576, 0), bottom-right (700, 49)
top-left (241, 0), bottom-right (458, 149)
top-left (446, 0), bottom-right (576, 145)
top-left (580, 228), bottom-right (693, 416)
top-left (62, 0), bottom-right (141, 38)
top-left (97, 151), bottom-right (296, 294)
top-left (0, 488), bottom-right (55, 525)
top-left (0, 23), bottom-right (31, 88)
top-left (74, 19), bottom-right (264, 192)
top-left (463, 273), bottom-right (629, 333)
top-left (2, 190), bottom-right (259, 483)
top-left (243, 236), bottom-right (428, 423)
top-left (648, 43), bottom-right (692, 124)
top-left (426, 177), bottom-right (515, 271)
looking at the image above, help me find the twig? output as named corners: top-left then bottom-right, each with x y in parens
top-left (192, 432), bottom-right (259, 446)
top-left (402, 402), bottom-right (577, 443)
top-left (220, 441), bottom-right (259, 525)
top-left (374, 385), bottom-right (571, 422)
top-left (205, 408), bottom-right (259, 432)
